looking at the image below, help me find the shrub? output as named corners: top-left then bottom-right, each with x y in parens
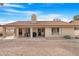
top-left (0, 33), bottom-right (3, 36)
top-left (63, 35), bottom-right (71, 39)
top-left (75, 37), bottom-right (79, 39)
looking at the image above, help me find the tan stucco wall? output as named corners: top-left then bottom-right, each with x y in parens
top-left (45, 28), bottom-right (52, 37)
top-left (45, 27), bottom-right (62, 37)
top-left (32, 28), bottom-right (37, 32)
top-left (74, 30), bottom-right (79, 36)
top-left (45, 27), bottom-right (74, 37)
top-left (61, 27), bottom-right (74, 37)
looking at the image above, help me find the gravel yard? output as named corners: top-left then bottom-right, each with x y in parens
top-left (0, 38), bottom-right (79, 56)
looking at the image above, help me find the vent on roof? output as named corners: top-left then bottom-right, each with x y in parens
top-left (31, 14), bottom-right (37, 23)
top-left (53, 18), bottom-right (61, 21)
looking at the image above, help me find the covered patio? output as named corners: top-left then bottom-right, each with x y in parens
top-left (2, 26), bottom-right (45, 38)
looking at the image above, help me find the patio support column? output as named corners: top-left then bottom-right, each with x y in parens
top-left (14, 28), bottom-right (16, 37)
top-left (30, 27), bottom-right (33, 38)
top-left (59, 28), bottom-right (62, 36)
top-left (3, 27), bottom-right (6, 37)
top-left (22, 28), bottom-right (25, 37)
top-left (59, 27), bottom-right (63, 37)
top-left (16, 28), bottom-right (19, 37)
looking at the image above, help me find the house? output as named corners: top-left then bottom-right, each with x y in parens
top-left (1, 14), bottom-right (79, 38)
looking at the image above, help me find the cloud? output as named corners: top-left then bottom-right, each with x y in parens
top-left (0, 19), bottom-right (15, 25)
top-left (39, 3), bottom-right (64, 8)
top-left (4, 8), bottom-right (42, 16)
top-left (38, 14), bottom-right (72, 22)
top-left (4, 3), bottom-right (24, 8)
top-left (4, 9), bottom-right (20, 13)
top-left (39, 14), bottom-right (61, 18)
top-left (62, 18), bottom-right (71, 22)
top-left (23, 11), bottom-right (42, 15)
top-left (38, 14), bottom-right (62, 21)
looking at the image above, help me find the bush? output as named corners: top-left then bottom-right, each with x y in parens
top-left (63, 35), bottom-right (71, 39)
top-left (0, 33), bottom-right (3, 36)
top-left (75, 37), bottom-right (79, 39)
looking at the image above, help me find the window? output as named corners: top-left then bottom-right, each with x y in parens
top-left (25, 28), bottom-right (30, 37)
top-left (57, 28), bottom-right (59, 32)
top-left (52, 27), bottom-right (59, 34)
top-left (38, 28), bottom-right (45, 37)
top-left (74, 27), bottom-right (79, 30)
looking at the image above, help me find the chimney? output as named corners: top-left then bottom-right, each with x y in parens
top-left (31, 14), bottom-right (37, 23)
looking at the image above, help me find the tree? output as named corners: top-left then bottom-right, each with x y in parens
top-left (73, 15), bottom-right (79, 20)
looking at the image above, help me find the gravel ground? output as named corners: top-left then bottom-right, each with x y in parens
top-left (0, 38), bottom-right (79, 56)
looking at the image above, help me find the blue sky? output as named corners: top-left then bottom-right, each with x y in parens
top-left (0, 3), bottom-right (79, 24)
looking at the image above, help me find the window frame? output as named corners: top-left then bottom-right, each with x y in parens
top-left (51, 27), bottom-right (59, 35)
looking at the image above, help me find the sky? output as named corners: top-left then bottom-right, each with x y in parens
top-left (0, 3), bottom-right (79, 24)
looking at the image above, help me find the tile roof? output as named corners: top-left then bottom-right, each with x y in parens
top-left (3, 21), bottom-right (71, 26)
top-left (70, 20), bottom-right (79, 25)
